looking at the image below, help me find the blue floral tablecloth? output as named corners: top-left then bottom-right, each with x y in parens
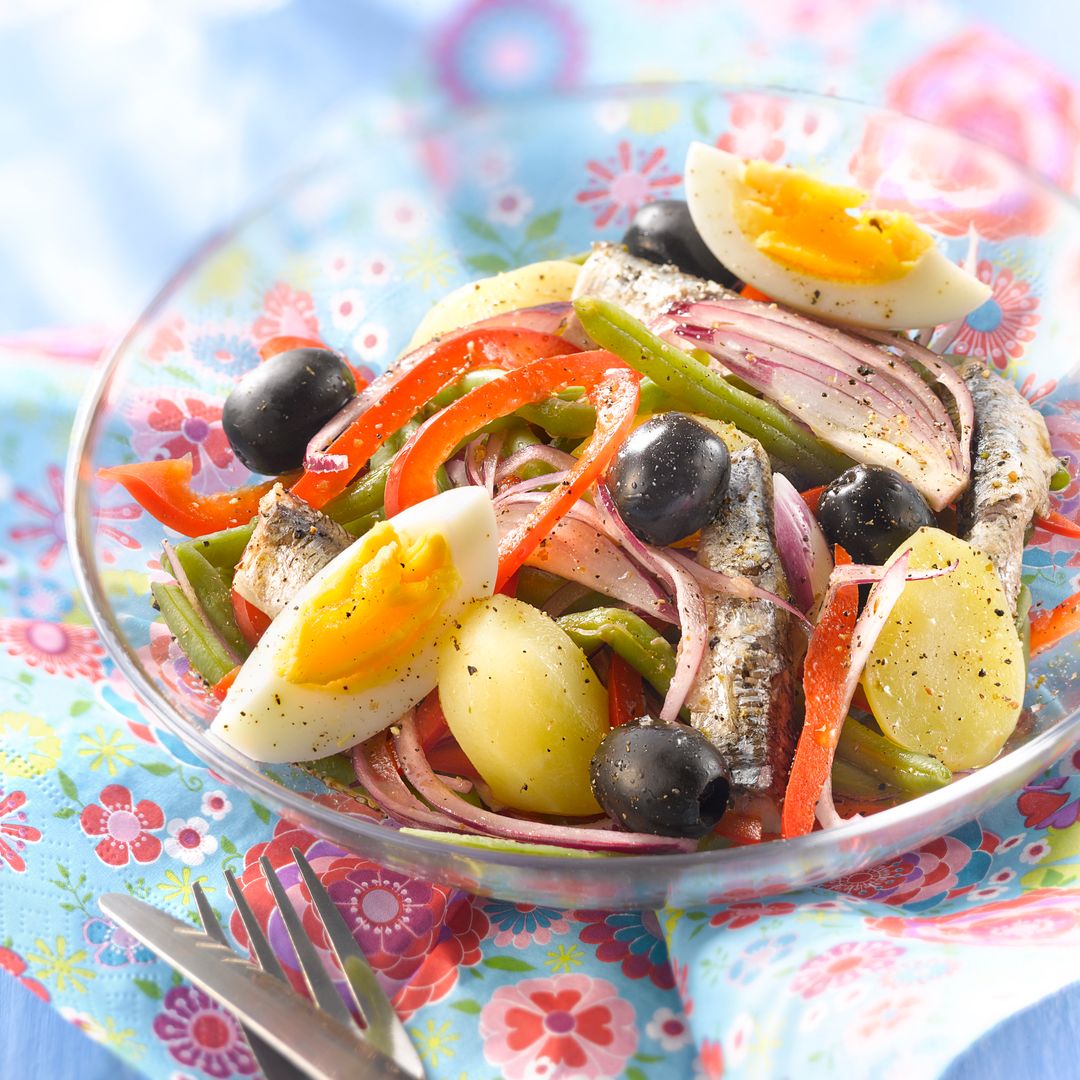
top-left (4, 1), bottom-right (1080, 1078)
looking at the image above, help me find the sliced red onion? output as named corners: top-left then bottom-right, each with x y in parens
top-left (661, 298), bottom-right (972, 511)
top-left (495, 444), bottom-right (577, 484)
top-left (444, 456), bottom-right (468, 488)
top-left (351, 738), bottom-right (476, 833)
top-left (495, 470), bottom-right (573, 498)
top-left (773, 472), bottom-right (833, 615)
top-left (541, 581), bottom-right (594, 618)
top-left (495, 496), bottom-right (677, 621)
top-left (302, 450), bottom-right (351, 474)
top-left (437, 773), bottom-right (474, 795)
top-left (162, 540), bottom-right (242, 665)
top-left (828, 558), bottom-right (958, 590)
top-left (814, 551), bottom-right (913, 829)
top-left (392, 712), bottom-right (696, 853)
top-left (463, 436), bottom-right (486, 488)
top-left (481, 430), bottom-right (506, 497)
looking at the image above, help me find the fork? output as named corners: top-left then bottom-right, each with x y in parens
top-left (192, 848), bottom-right (425, 1080)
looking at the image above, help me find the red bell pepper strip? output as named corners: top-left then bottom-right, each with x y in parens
top-left (800, 484), bottom-right (826, 515)
top-left (209, 665), bottom-right (240, 701)
top-left (416, 691), bottom-right (451, 751)
top-left (781, 548), bottom-right (858, 839)
top-left (607, 653), bottom-right (645, 727)
top-left (98, 457), bottom-right (275, 537)
top-left (231, 588), bottom-right (271, 648)
top-left (1030, 590), bottom-right (1080, 657)
top-left (1036, 509), bottom-right (1080, 540)
top-left (712, 810), bottom-right (770, 846)
top-left (385, 350), bottom-right (642, 590)
top-left (740, 284), bottom-right (773, 302)
top-left (290, 327), bottom-right (578, 510)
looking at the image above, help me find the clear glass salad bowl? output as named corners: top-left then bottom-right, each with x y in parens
top-left (67, 84), bottom-right (1080, 910)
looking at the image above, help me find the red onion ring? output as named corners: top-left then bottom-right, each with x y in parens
top-left (494, 444), bottom-right (577, 484)
top-left (773, 472), bottom-right (833, 615)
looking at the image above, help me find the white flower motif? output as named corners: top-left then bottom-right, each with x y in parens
top-left (59, 1007), bottom-right (107, 1043)
top-left (1020, 840), bottom-right (1050, 864)
top-left (330, 289), bottom-right (366, 332)
top-left (163, 816), bottom-right (218, 867)
top-left (799, 998), bottom-right (830, 1032)
top-left (520, 1058), bottom-right (557, 1080)
top-left (487, 186), bottom-right (534, 227)
top-left (999, 833), bottom-right (1027, 851)
top-left (324, 252), bottom-right (353, 280)
top-left (474, 146), bottom-right (513, 187)
top-left (725, 1011), bottom-right (755, 1068)
top-left (375, 191), bottom-right (428, 239)
top-left (200, 790), bottom-right (232, 821)
top-left (645, 1005), bottom-right (693, 1051)
top-left (360, 254), bottom-right (394, 285)
top-left (967, 885), bottom-right (1005, 901)
top-left (353, 323), bottom-right (389, 363)
top-left (990, 868), bottom-right (1016, 885)
top-left (595, 99), bottom-right (631, 133)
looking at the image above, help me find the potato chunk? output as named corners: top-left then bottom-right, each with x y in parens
top-left (862, 527), bottom-right (1024, 770)
top-left (437, 595), bottom-right (608, 816)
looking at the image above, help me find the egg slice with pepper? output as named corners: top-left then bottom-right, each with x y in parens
top-left (684, 142), bottom-right (991, 329)
top-left (211, 487), bottom-right (498, 763)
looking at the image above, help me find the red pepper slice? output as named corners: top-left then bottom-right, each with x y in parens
top-left (98, 457), bottom-right (275, 537)
top-left (1036, 509), bottom-right (1080, 540)
top-left (290, 327), bottom-right (578, 510)
top-left (800, 484), bottom-right (826, 515)
top-left (607, 653), bottom-right (645, 728)
top-left (712, 810), bottom-right (769, 846)
top-left (209, 665), bottom-right (240, 701)
top-left (231, 588), bottom-right (271, 648)
top-left (740, 284), bottom-right (773, 302)
top-left (416, 691), bottom-right (451, 751)
top-left (1030, 590), bottom-right (1080, 657)
top-left (385, 350), bottom-right (641, 590)
top-left (781, 547), bottom-right (858, 839)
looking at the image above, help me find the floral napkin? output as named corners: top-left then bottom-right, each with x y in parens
top-left (4, 1), bottom-right (1080, 1078)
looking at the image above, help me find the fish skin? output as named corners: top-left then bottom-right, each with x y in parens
top-left (958, 360), bottom-right (1056, 613)
top-left (687, 431), bottom-right (796, 796)
top-left (570, 242), bottom-right (736, 324)
top-left (231, 484), bottom-right (352, 617)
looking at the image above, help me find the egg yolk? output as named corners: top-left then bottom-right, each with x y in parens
top-left (279, 521), bottom-right (459, 689)
top-left (733, 160), bottom-right (932, 284)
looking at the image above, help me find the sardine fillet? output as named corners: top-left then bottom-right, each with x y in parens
top-left (232, 484), bottom-right (352, 617)
top-left (959, 361), bottom-right (1056, 612)
top-left (570, 242), bottom-right (735, 324)
top-left (688, 436), bottom-right (795, 796)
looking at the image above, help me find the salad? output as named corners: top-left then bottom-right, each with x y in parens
top-left (103, 142), bottom-right (1080, 855)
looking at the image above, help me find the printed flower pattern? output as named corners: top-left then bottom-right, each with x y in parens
top-left (576, 141), bottom-right (680, 228)
top-left (200, 790), bottom-right (232, 821)
top-left (80, 784), bottom-right (164, 867)
top-left (0, 711), bottom-right (61, 778)
top-left (0, 620), bottom-right (105, 681)
top-left (83, 917), bottom-right (155, 967)
top-left (645, 1005), bottom-right (693, 1051)
top-left (486, 900), bottom-right (570, 948)
top-left (164, 816), bottom-right (218, 866)
top-left (576, 909), bottom-right (674, 988)
top-left (153, 985), bottom-right (257, 1078)
top-left (950, 261), bottom-right (1040, 368)
top-left (480, 973), bottom-right (637, 1079)
top-left (251, 282), bottom-right (319, 347)
top-left (0, 944), bottom-right (49, 1001)
top-left (716, 94), bottom-right (787, 161)
top-left (790, 941), bottom-right (905, 998)
top-left (0, 789), bottom-right (41, 873)
top-left (708, 899), bottom-right (797, 930)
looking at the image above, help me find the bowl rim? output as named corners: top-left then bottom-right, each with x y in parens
top-left (65, 80), bottom-right (1080, 896)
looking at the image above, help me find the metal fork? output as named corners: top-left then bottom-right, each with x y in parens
top-left (193, 848), bottom-right (424, 1080)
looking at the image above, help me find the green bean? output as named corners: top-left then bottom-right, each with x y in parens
top-left (836, 718), bottom-right (951, 796)
top-left (151, 582), bottom-right (236, 686)
top-left (831, 758), bottom-right (892, 801)
top-left (557, 607), bottom-right (677, 702)
top-left (167, 542), bottom-right (250, 659)
top-left (573, 296), bottom-right (851, 480)
top-left (175, 524), bottom-right (254, 578)
top-left (1051, 463), bottom-right (1073, 491)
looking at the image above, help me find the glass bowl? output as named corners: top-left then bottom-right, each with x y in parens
top-left (67, 84), bottom-right (1080, 910)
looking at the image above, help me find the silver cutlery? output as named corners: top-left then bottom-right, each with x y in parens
top-left (99, 848), bottom-right (425, 1080)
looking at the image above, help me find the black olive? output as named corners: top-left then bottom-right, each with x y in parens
top-left (817, 464), bottom-right (936, 564)
top-left (606, 412), bottom-right (730, 546)
top-left (622, 199), bottom-right (738, 286)
top-left (222, 348), bottom-right (355, 474)
top-left (590, 718), bottom-right (731, 838)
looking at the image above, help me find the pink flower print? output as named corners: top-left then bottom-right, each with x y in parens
top-left (0, 619), bottom-right (105, 681)
top-left (950, 261), bottom-right (1039, 369)
top-left (645, 1006), bottom-right (692, 1052)
top-left (825, 855), bottom-right (921, 902)
top-left (576, 141), bottom-right (680, 229)
top-left (164, 817), bottom-right (218, 867)
top-left (480, 973), bottom-right (637, 1079)
top-left (0, 789), bottom-right (41, 873)
top-left (147, 316), bottom-right (186, 362)
top-left (329, 289), bottom-right (366, 333)
top-left (0, 945), bottom-right (49, 1002)
top-left (200, 790), bottom-right (232, 821)
top-left (153, 985), bottom-right (257, 1077)
top-left (708, 899), bottom-right (797, 930)
top-left (576, 909), bottom-right (674, 989)
top-left (695, 1038), bottom-right (725, 1080)
top-left (352, 323), bottom-right (389, 364)
top-left (790, 940), bottom-right (905, 999)
top-left (487, 186), bottom-right (534, 227)
top-left (80, 784), bottom-right (164, 867)
top-left (888, 28), bottom-right (1080, 191)
top-left (252, 282), bottom-right (319, 346)
top-left (716, 94), bottom-right (787, 161)
top-left (359, 253), bottom-right (395, 285)
top-left (485, 900), bottom-right (570, 949)
top-left (850, 994), bottom-right (922, 1041)
top-left (375, 191), bottom-right (428, 240)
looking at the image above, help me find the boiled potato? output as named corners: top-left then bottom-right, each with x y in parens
top-left (861, 527), bottom-right (1025, 770)
top-left (436, 595), bottom-right (608, 816)
top-left (405, 260), bottom-right (580, 351)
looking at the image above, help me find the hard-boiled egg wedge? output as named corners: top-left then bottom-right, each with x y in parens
top-left (211, 487), bottom-right (498, 763)
top-left (684, 142), bottom-right (991, 330)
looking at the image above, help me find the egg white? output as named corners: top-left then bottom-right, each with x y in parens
top-left (684, 142), bottom-right (992, 330)
top-left (211, 487), bottom-right (498, 763)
